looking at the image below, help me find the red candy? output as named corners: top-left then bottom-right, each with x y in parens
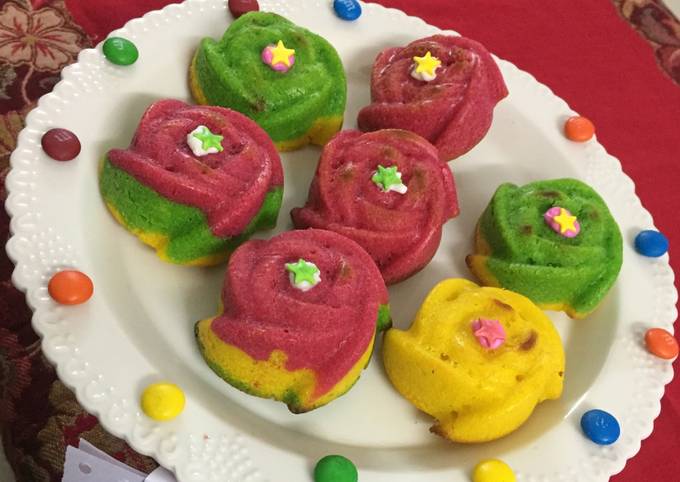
top-left (228, 0), bottom-right (259, 18)
top-left (48, 270), bottom-right (94, 305)
top-left (645, 328), bottom-right (679, 360)
top-left (41, 128), bottom-right (81, 161)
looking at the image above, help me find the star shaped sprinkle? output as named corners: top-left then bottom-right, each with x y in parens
top-left (554, 209), bottom-right (578, 233)
top-left (270, 40), bottom-right (295, 67)
top-left (371, 165), bottom-right (408, 194)
top-left (189, 125), bottom-right (224, 155)
top-left (471, 318), bottom-right (506, 350)
top-left (412, 51), bottom-right (442, 81)
top-left (285, 259), bottom-right (321, 291)
top-left (544, 206), bottom-right (580, 238)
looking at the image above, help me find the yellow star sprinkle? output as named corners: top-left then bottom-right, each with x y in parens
top-left (413, 51), bottom-right (442, 77)
top-left (553, 208), bottom-right (578, 234)
top-left (270, 40), bottom-right (295, 67)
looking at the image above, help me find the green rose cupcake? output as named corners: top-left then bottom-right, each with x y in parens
top-left (190, 12), bottom-right (347, 152)
top-left (466, 178), bottom-right (622, 318)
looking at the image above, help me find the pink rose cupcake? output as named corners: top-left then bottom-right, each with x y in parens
top-left (358, 35), bottom-right (508, 161)
top-left (291, 129), bottom-right (459, 285)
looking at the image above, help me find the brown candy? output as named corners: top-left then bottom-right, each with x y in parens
top-left (41, 128), bottom-right (81, 161)
top-left (228, 0), bottom-right (259, 18)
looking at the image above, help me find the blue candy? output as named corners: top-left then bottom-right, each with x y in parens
top-left (635, 230), bottom-right (669, 257)
top-left (580, 409), bottom-right (620, 445)
top-left (334, 0), bottom-right (362, 21)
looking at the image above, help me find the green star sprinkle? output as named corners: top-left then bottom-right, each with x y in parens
top-left (192, 126), bottom-right (224, 152)
top-left (371, 165), bottom-right (407, 193)
top-left (285, 259), bottom-right (321, 290)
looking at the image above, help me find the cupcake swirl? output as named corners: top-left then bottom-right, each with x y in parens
top-left (101, 99), bottom-right (283, 265)
top-left (466, 179), bottom-right (623, 318)
top-left (291, 130), bottom-right (459, 285)
top-left (357, 35), bottom-right (508, 161)
top-left (190, 12), bottom-right (347, 151)
top-left (195, 229), bottom-right (391, 412)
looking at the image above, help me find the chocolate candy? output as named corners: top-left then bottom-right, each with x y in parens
top-left (141, 382), bottom-right (185, 421)
top-left (634, 229), bottom-right (669, 257)
top-left (564, 115), bottom-right (595, 142)
top-left (473, 459), bottom-right (516, 482)
top-left (41, 128), bottom-right (81, 161)
top-left (314, 455), bottom-right (357, 482)
top-left (228, 0), bottom-right (259, 18)
top-left (645, 328), bottom-right (679, 359)
top-left (580, 409), bottom-right (620, 445)
top-left (103, 37), bottom-right (139, 66)
top-left (333, 0), bottom-right (362, 21)
top-left (48, 270), bottom-right (93, 305)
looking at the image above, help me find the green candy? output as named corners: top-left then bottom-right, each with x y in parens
top-left (314, 455), bottom-right (358, 482)
top-left (103, 37), bottom-right (139, 66)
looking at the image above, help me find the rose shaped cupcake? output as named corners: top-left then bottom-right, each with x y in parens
top-left (190, 12), bottom-right (346, 151)
top-left (383, 279), bottom-right (565, 443)
top-left (195, 229), bottom-right (391, 413)
top-left (357, 35), bottom-right (508, 161)
top-left (100, 99), bottom-right (283, 266)
top-left (291, 129), bottom-right (459, 285)
top-left (466, 179), bottom-right (623, 318)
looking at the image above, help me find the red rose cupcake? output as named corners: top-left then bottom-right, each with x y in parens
top-left (291, 129), bottom-right (459, 285)
top-left (357, 35), bottom-right (508, 161)
top-left (195, 229), bottom-right (391, 413)
top-left (100, 99), bottom-right (283, 266)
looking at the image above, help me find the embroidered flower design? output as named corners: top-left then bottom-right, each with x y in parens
top-left (0, 2), bottom-right (83, 72)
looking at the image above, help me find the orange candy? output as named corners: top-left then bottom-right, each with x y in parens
top-left (564, 115), bottom-right (595, 142)
top-left (48, 270), bottom-right (94, 305)
top-left (645, 328), bottom-right (679, 360)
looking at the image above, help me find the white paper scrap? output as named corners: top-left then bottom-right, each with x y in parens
top-left (144, 467), bottom-right (176, 482)
top-left (77, 439), bottom-right (147, 478)
top-left (62, 439), bottom-right (177, 482)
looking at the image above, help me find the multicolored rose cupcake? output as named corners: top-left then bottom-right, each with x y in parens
top-left (466, 178), bottom-right (623, 318)
top-left (100, 99), bottom-right (283, 266)
top-left (195, 229), bottom-right (391, 413)
top-left (358, 35), bottom-right (508, 161)
top-left (291, 129), bottom-right (459, 285)
top-left (383, 278), bottom-right (565, 443)
top-left (190, 12), bottom-right (347, 151)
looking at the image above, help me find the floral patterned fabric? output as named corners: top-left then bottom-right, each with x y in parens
top-left (0, 1), bottom-right (158, 480)
top-left (615, 0), bottom-right (680, 85)
top-left (0, 0), bottom-right (678, 481)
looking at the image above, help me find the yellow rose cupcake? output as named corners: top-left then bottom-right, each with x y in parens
top-left (382, 279), bottom-right (565, 443)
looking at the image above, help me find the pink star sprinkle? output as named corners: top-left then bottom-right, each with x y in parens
top-left (261, 42), bottom-right (296, 72)
top-left (471, 318), bottom-right (506, 350)
top-left (544, 206), bottom-right (580, 238)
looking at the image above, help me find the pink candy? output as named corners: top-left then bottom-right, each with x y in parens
top-left (472, 318), bottom-right (506, 350)
top-left (544, 206), bottom-right (580, 238)
top-left (261, 44), bottom-right (295, 72)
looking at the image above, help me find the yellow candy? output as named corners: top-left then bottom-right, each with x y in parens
top-left (382, 279), bottom-right (565, 443)
top-left (141, 382), bottom-right (185, 421)
top-left (473, 459), bottom-right (516, 482)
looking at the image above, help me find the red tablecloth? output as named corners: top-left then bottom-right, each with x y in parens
top-left (1, 0), bottom-right (679, 480)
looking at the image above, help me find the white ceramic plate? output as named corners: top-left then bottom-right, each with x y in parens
top-left (6, 1), bottom-right (677, 481)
